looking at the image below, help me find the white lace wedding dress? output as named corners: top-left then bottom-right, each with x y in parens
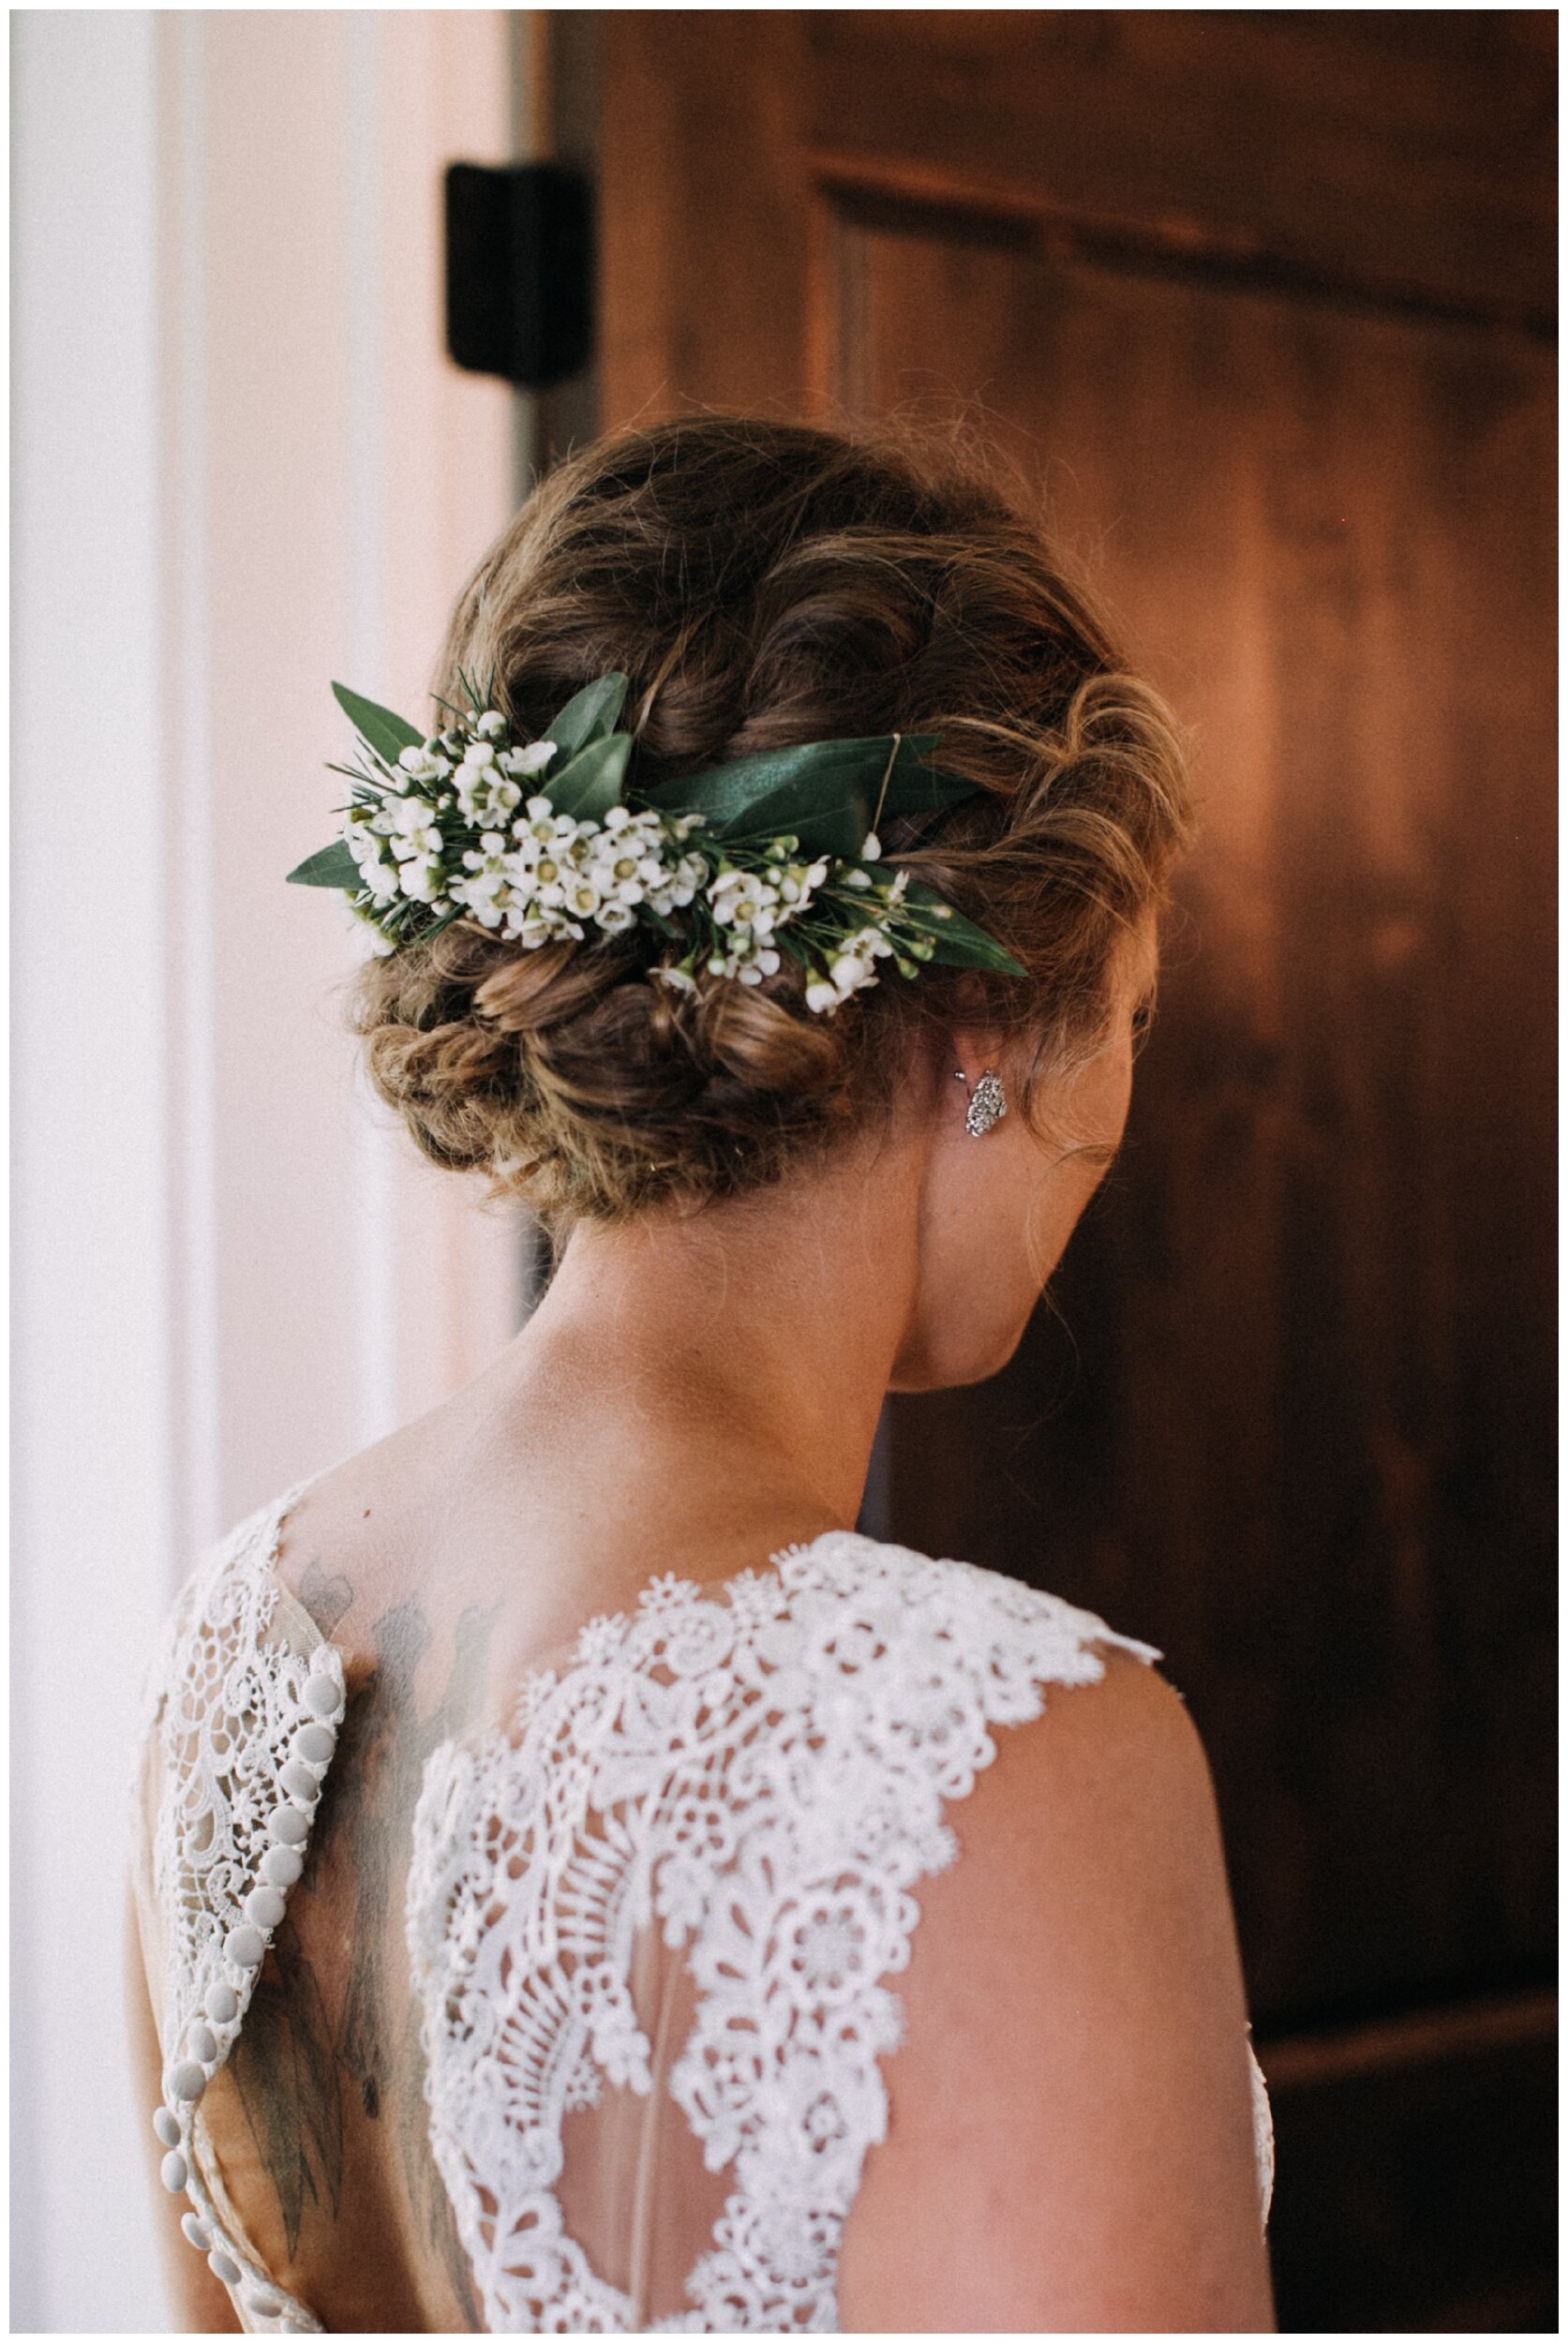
top-left (131, 1483), bottom-right (1274, 2334)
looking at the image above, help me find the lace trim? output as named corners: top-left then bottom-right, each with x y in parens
top-left (407, 1533), bottom-right (1189, 2335)
top-left (1248, 2033), bottom-right (1276, 2226)
top-left (139, 1484), bottom-right (344, 2335)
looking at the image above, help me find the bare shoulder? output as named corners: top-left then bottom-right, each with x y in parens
top-left (838, 1645), bottom-right (1276, 2334)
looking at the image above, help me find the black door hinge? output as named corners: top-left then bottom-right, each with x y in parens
top-left (443, 161), bottom-right (594, 389)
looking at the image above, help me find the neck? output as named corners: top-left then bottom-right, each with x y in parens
top-left (507, 1122), bottom-right (928, 1534)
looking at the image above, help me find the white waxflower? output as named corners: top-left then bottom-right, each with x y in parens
top-left (861, 832), bottom-right (882, 860)
top-left (501, 911), bottom-right (555, 948)
top-left (805, 979), bottom-right (840, 1014)
top-left (398, 746), bottom-right (446, 783)
top-left (596, 900), bottom-right (636, 933)
top-left (843, 867), bottom-right (874, 890)
top-left (385, 794), bottom-right (441, 842)
top-left (596, 847), bottom-right (650, 905)
top-left (709, 866), bottom-right (783, 928)
top-left (461, 739), bottom-right (497, 769)
top-left (566, 877), bottom-right (602, 918)
top-left (388, 815), bottom-right (444, 869)
top-left (346, 823), bottom-right (401, 906)
top-left (499, 739), bottom-right (555, 780)
top-left (448, 868), bottom-right (508, 928)
top-left (399, 854), bottom-right (444, 903)
top-left (474, 710), bottom-right (507, 740)
top-left (455, 762), bottom-right (523, 827)
top-left (830, 952), bottom-right (873, 993)
top-left (713, 885), bottom-right (777, 935)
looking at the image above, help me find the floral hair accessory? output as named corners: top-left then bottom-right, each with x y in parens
top-left (287, 670), bottom-right (1024, 1009)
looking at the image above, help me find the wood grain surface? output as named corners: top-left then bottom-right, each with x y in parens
top-left (591, 13), bottom-right (1557, 2327)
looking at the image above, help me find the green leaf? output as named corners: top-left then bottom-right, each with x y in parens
top-left (287, 840), bottom-right (363, 890)
top-left (545, 673), bottom-right (630, 761)
top-left (922, 914), bottom-right (1025, 975)
top-left (656, 736), bottom-right (979, 858)
top-left (898, 881), bottom-right (1025, 975)
top-left (546, 733), bottom-right (634, 821)
top-left (331, 681), bottom-right (425, 766)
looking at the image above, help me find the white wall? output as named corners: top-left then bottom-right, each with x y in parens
top-left (11, 13), bottom-right (526, 2327)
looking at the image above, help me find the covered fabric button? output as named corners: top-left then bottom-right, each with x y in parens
top-left (159, 2150), bottom-right (188, 2193)
top-left (170, 2060), bottom-right (207, 2103)
top-left (204, 1981), bottom-right (239, 2024)
top-left (153, 2106), bottom-right (181, 2149)
top-left (303, 1674), bottom-right (340, 1718)
top-left (268, 1807), bottom-right (309, 1846)
top-left (187, 2022), bottom-right (218, 2065)
top-left (180, 2213), bottom-right (209, 2251)
top-left (308, 1644), bottom-right (338, 1677)
top-left (208, 2247), bottom-right (242, 2287)
top-left (280, 1760), bottom-right (320, 1803)
top-left (246, 1885), bottom-right (288, 1931)
top-left (244, 2288), bottom-right (281, 2318)
top-left (224, 1924), bottom-right (265, 1968)
top-left (261, 1844), bottom-right (304, 1888)
top-left (294, 1723), bottom-right (336, 1765)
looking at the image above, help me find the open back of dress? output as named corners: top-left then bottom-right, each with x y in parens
top-left (132, 1485), bottom-right (1274, 2333)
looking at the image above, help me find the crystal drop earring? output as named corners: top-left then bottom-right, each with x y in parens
top-left (954, 1066), bottom-right (1007, 1138)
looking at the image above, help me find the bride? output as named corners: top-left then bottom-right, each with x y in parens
top-left (129, 415), bottom-right (1275, 2334)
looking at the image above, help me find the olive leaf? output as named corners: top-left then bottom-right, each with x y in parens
top-left (287, 840), bottom-right (363, 890)
top-left (546, 734), bottom-right (634, 820)
top-left (330, 682), bottom-right (424, 768)
top-left (545, 673), bottom-right (630, 762)
top-left (657, 735), bottom-right (978, 858)
top-left (899, 880), bottom-right (1025, 974)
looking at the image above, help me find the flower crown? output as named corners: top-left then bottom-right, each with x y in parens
top-left (287, 671), bottom-right (1023, 1012)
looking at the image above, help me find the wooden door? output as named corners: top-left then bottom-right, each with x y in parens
top-left (586, 13), bottom-right (1557, 2328)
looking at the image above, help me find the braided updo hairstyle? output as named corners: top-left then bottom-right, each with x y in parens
top-left (353, 417), bottom-right (1191, 1226)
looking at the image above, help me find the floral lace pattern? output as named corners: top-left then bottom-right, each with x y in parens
top-left (137, 1506), bottom-right (1274, 2336)
top-left (135, 1487), bottom-right (346, 2335)
top-left (406, 1533), bottom-right (1272, 2334)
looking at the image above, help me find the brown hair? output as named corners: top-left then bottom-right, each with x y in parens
top-left (353, 415), bottom-right (1190, 1226)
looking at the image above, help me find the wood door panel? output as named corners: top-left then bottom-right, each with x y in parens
top-left (1262, 1992), bottom-right (1558, 2332)
top-left (592, 15), bottom-right (1556, 2320)
top-left (808, 11), bottom-right (1556, 327)
top-left (835, 206), bottom-right (1555, 2025)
